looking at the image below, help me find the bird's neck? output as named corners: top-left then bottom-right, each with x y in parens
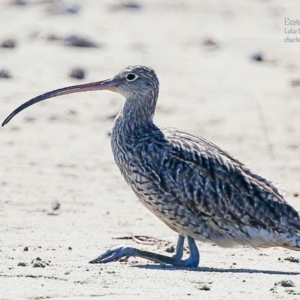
top-left (110, 94), bottom-right (159, 171)
top-left (118, 93), bottom-right (158, 126)
top-left (111, 93), bottom-right (158, 150)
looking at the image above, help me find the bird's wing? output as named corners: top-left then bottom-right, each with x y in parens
top-left (134, 127), bottom-right (300, 232)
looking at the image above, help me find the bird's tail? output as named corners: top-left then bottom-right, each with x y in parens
top-left (258, 229), bottom-right (300, 251)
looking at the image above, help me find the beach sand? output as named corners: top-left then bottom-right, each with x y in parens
top-left (0, 1), bottom-right (300, 299)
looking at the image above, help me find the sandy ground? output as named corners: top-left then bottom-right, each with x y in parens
top-left (0, 0), bottom-right (300, 299)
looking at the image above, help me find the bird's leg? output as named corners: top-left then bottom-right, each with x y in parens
top-left (172, 235), bottom-right (185, 260)
top-left (89, 235), bottom-right (200, 268)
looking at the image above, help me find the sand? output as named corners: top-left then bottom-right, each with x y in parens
top-left (0, 0), bottom-right (300, 299)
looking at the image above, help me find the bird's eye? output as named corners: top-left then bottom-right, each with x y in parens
top-left (126, 73), bottom-right (138, 81)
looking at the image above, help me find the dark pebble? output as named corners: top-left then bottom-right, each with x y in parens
top-left (110, 2), bottom-right (142, 11)
top-left (65, 4), bottom-right (81, 14)
top-left (165, 245), bottom-right (175, 253)
top-left (0, 69), bottom-right (12, 79)
top-left (64, 34), bottom-right (100, 48)
top-left (1, 39), bottom-right (16, 49)
top-left (291, 79), bottom-right (300, 87)
top-left (31, 257), bottom-right (46, 268)
top-left (280, 280), bottom-right (295, 287)
top-left (70, 68), bottom-right (85, 80)
top-left (198, 285), bottom-right (211, 291)
top-left (251, 52), bottom-right (264, 62)
top-left (23, 246), bottom-right (29, 251)
top-left (203, 38), bottom-right (219, 50)
top-left (52, 201), bottom-right (61, 211)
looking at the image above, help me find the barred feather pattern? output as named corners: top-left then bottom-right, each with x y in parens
top-left (111, 66), bottom-right (300, 251)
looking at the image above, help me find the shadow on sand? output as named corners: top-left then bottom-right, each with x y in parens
top-left (134, 264), bottom-right (300, 275)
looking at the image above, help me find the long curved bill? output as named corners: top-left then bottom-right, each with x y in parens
top-left (2, 78), bottom-right (117, 126)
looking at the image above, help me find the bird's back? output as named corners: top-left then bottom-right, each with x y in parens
top-left (112, 123), bottom-right (300, 250)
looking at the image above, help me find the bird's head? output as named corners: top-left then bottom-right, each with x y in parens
top-left (112, 65), bottom-right (159, 100)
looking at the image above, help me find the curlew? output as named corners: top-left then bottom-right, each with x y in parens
top-left (2, 65), bottom-right (300, 268)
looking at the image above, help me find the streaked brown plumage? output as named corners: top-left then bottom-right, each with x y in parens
top-left (2, 65), bottom-right (300, 267)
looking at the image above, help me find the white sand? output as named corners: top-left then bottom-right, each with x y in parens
top-left (0, 1), bottom-right (299, 299)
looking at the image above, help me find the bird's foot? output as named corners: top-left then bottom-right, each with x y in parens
top-left (89, 236), bottom-right (200, 268)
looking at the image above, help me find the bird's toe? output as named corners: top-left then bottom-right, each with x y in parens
top-left (89, 245), bottom-right (138, 264)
